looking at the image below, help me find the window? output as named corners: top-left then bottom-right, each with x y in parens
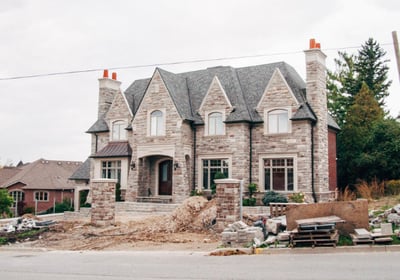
top-left (208, 112), bottom-right (224, 135)
top-left (264, 158), bottom-right (294, 191)
top-left (101, 160), bottom-right (121, 182)
top-left (112, 121), bottom-right (127, 140)
top-left (202, 159), bottom-right (229, 189)
top-left (35, 191), bottom-right (49, 201)
top-left (268, 109), bottom-right (289, 133)
top-left (10, 191), bottom-right (24, 207)
top-left (150, 110), bottom-right (164, 136)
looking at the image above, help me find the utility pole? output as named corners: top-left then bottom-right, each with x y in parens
top-left (392, 31), bottom-right (400, 83)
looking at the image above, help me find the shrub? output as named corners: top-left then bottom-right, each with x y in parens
top-left (190, 189), bottom-right (203, 196)
top-left (356, 179), bottom-right (384, 200)
top-left (288, 192), bottom-right (305, 203)
top-left (386, 180), bottom-right (400, 195)
top-left (242, 197), bottom-right (256, 206)
top-left (338, 186), bottom-right (357, 201)
top-left (0, 189), bottom-right (13, 218)
top-left (45, 199), bottom-right (74, 214)
top-left (262, 191), bottom-right (287, 206)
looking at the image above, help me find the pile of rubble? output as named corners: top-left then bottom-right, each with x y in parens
top-left (370, 204), bottom-right (400, 228)
top-left (1, 215), bottom-right (55, 233)
top-left (221, 221), bottom-right (264, 246)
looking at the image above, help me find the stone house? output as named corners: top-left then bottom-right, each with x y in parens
top-left (81, 39), bottom-right (339, 204)
top-left (0, 159), bottom-right (83, 214)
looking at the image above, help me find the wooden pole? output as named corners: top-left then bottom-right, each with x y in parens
top-left (392, 31), bottom-right (400, 83)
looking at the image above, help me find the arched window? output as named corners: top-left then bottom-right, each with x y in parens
top-left (150, 110), bottom-right (164, 136)
top-left (112, 120), bottom-right (127, 140)
top-left (268, 109), bottom-right (289, 133)
top-left (208, 112), bottom-right (224, 135)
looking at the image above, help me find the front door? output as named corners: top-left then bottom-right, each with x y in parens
top-left (159, 160), bottom-right (172, 195)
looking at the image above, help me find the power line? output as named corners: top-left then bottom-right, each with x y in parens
top-left (0, 43), bottom-right (393, 81)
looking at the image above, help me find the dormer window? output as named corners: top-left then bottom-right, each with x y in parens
top-left (112, 120), bottom-right (127, 141)
top-left (207, 111), bottom-right (224, 136)
top-left (150, 110), bottom-right (164, 136)
top-left (267, 109), bottom-right (289, 134)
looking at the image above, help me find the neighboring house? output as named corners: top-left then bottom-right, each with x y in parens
top-left (77, 39), bottom-right (339, 204)
top-left (0, 159), bottom-right (83, 214)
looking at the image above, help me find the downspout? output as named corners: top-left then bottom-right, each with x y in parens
top-left (191, 122), bottom-right (197, 191)
top-left (311, 122), bottom-right (317, 203)
top-left (249, 123), bottom-right (253, 184)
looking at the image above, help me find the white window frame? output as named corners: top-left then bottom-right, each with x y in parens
top-left (148, 109), bottom-right (166, 136)
top-left (259, 154), bottom-right (297, 192)
top-left (101, 160), bottom-right (122, 182)
top-left (205, 110), bottom-right (225, 136)
top-left (111, 120), bottom-right (127, 141)
top-left (34, 191), bottom-right (49, 202)
top-left (264, 108), bottom-right (291, 135)
top-left (198, 155), bottom-right (232, 190)
top-left (9, 190), bottom-right (24, 207)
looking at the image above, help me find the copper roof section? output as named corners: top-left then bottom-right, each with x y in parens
top-left (91, 141), bottom-right (132, 158)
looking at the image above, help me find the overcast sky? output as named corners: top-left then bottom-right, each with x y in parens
top-left (0, 0), bottom-right (399, 166)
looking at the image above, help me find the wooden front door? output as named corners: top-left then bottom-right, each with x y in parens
top-left (159, 160), bottom-right (172, 195)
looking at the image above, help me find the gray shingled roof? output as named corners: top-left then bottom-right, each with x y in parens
top-left (91, 141), bottom-right (132, 158)
top-left (69, 158), bottom-right (90, 181)
top-left (123, 61), bottom-right (318, 124)
top-left (86, 118), bottom-right (109, 133)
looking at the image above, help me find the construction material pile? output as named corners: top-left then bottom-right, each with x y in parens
top-left (221, 221), bottom-right (264, 247)
top-left (290, 216), bottom-right (343, 247)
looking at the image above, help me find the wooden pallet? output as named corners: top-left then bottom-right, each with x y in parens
top-left (291, 230), bottom-right (339, 247)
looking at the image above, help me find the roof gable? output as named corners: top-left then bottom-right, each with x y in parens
top-left (199, 76), bottom-right (232, 112)
top-left (256, 68), bottom-right (299, 111)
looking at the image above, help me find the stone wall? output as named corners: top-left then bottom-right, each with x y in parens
top-left (90, 179), bottom-right (116, 226)
top-left (285, 199), bottom-right (369, 234)
top-left (215, 179), bottom-right (241, 232)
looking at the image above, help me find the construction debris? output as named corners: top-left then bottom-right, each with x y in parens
top-left (351, 223), bottom-right (393, 245)
top-left (221, 221), bottom-right (264, 247)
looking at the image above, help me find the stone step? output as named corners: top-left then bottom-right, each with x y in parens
top-left (115, 202), bottom-right (179, 214)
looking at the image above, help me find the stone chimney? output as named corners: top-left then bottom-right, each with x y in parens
top-left (98, 69), bottom-right (121, 118)
top-left (304, 39), bottom-right (329, 200)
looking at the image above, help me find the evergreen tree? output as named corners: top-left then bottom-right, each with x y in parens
top-left (327, 38), bottom-right (391, 126)
top-left (337, 83), bottom-right (384, 187)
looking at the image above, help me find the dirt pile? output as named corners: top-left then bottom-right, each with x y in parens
top-left (18, 196), bottom-right (219, 251)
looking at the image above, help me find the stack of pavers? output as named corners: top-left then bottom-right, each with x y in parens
top-left (351, 223), bottom-right (393, 245)
top-left (221, 221), bottom-right (264, 247)
top-left (290, 216), bottom-right (344, 247)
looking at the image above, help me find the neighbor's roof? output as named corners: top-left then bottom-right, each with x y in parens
top-left (0, 159), bottom-right (82, 190)
top-left (0, 166), bottom-right (23, 186)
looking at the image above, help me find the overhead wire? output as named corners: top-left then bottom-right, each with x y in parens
top-left (0, 43), bottom-right (393, 81)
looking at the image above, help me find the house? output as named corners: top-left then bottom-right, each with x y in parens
top-left (78, 39), bottom-right (339, 204)
top-left (0, 159), bottom-right (83, 214)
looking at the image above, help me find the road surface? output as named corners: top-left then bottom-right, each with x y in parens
top-left (0, 249), bottom-right (398, 279)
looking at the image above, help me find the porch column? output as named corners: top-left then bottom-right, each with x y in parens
top-left (215, 178), bottom-right (241, 232)
top-left (90, 179), bottom-right (116, 226)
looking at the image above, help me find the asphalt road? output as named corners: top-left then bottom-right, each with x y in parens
top-left (0, 249), bottom-right (398, 280)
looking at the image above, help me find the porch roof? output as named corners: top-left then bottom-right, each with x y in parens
top-left (91, 141), bottom-right (132, 158)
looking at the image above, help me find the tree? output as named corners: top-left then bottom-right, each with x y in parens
top-left (327, 38), bottom-right (391, 126)
top-left (337, 83), bottom-right (384, 187)
top-left (0, 189), bottom-right (14, 218)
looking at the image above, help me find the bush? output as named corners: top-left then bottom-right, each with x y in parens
top-left (262, 191), bottom-right (288, 206)
top-left (242, 197), bottom-right (256, 206)
top-left (45, 199), bottom-right (73, 214)
top-left (386, 180), bottom-right (400, 195)
top-left (211, 172), bottom-right (227, 194)
top-left (288, 192), bottom-right (305, 203)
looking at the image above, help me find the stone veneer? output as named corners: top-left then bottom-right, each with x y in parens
top-left (91, 179), bottom-right (116, 226)
top-left (215, 179), bottom-right (241, 232)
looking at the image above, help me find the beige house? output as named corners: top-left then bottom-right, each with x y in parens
top-left (77, 40), bottom-right (339, 204)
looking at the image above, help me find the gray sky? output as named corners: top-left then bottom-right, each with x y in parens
top-left (1, 0), bottom-right (399, 165)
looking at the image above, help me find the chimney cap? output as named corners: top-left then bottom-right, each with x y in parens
top-left (309, 38), bottom-right (321, 49)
